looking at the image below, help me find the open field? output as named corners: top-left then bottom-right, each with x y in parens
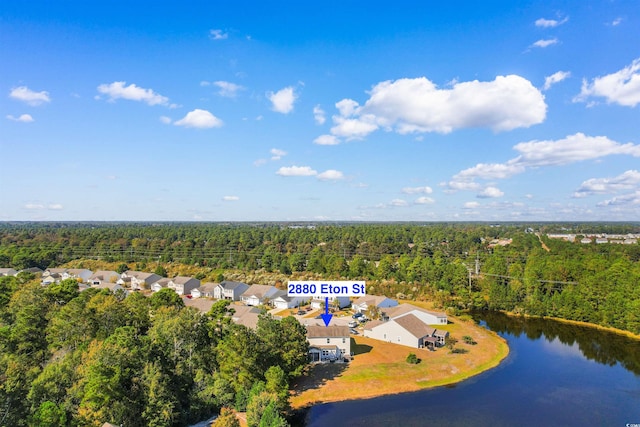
top-left (290, 317), bottom-right (509, 408)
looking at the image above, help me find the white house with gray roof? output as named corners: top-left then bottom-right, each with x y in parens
top-left (0, 268), bottom-right (18, 277)
top-left (213, 281), bottom-right (249, 301)
top-left (240, 284), bottom-right (280, 306)
top-left (382, 303), bottom-right (448, 325)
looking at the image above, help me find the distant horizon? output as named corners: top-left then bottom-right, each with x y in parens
top-left (2, 1), bottom-right (639, 222)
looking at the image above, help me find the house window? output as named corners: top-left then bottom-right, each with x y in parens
top-left (383, 333), bottom-right (387, 339)
top-left (342, 338), bottom-right (346, 343)
top-left (398, 336), bottom-right (401, 342)
top-left (327, 338), bottom-right (330, 344)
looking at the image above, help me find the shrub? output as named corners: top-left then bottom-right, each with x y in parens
top-left (462, 335), bottom-right (477, 345)
top-left (406, 353), bottom-right (420, 364)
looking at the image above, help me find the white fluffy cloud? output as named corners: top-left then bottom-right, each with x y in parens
top-left (214, 81), bottom-right (244, 98)
top-left (10, 86), bottom-right (51, 106)
top-left (531, 38), bottom-right (558, 48)
top-left (597, 191), bottom-right (640, 207)
top-left (535, 17), bottom-right (569, 28)
top-left (402, 186), bottom-right (433, 194)
top-left (464, 201), bottom-right (480, 209)
top-left (313, 135), bottom-right (340, 145)
top-left (97, 82), bottom-right (169, 106)
top-left (276, 166), bottom-right (317, 177)
top-left (448, 133), bottom-right (640, 193)
top-left (390, 199), bottom-right (408, 207)
top-left (317, 170), bottom-right (344, 181)
top-left (270, 148), bottom-right (287, 160)
top-left (320, 75), bottom-right (546, 142)
top-left (415, 196), bottom-right (435, 204)
top-left (477, 186), bottom-right (505, 198)
top-left (24, 203), bottom-right (63, 210)
top-left (267, 86), bottom-right (297, 114)
top-left (276, 166), bottom-right (344, 181)
top-left (543, 71), bottom-right (571, 90)
top-left (222, 196), bottom-right (239, 201)
top-left (209, 29), bottom-right (228, 40)
top-left (313, 105), bottom-right (326, 124)
top-left (159, 116), bottom-right (172, 124)
top-left (174, 109), bottom-right (223, 128)
top-left (6, 114), bottom-right (34, 122)
top-left (574, 170), bottom-right (640, 197)
top-left (575, 58), bottom-right (640, 107)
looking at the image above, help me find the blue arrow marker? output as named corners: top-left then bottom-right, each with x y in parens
top-left (321, 297), bottom-right (333, 327)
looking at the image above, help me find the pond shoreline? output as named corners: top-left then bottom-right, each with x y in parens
top-left (290, 315), bottom-right (510, 413)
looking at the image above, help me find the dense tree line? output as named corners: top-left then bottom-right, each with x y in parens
top-left (0, 277), bottom-right (307, 426)
top-left (1, 221), bottom-right (639, 332)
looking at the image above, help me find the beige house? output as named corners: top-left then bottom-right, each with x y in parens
top-left (352, 295), bottom-right (398, 314)
top-left (240, 284), bottom-right (280, 306)
top-left (168, 276), bottom-right (200, 295)
top-left (307, 325), bottom-right (351, 362)
top-left (88, 271), bottom-right (121, 286)
top-left (364, 313), bottom-right (449, 349)
top-left (118, 271), bottom-right (163, 290)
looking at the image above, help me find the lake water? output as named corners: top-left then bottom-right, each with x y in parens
top-left (305, 312), bottom-right (640, 426)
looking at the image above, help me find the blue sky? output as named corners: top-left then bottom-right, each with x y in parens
top-left (2, 1), bottom-right (639, 221)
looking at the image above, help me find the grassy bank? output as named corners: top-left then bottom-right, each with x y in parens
top-left (290, 316), bottom-right (509, 408)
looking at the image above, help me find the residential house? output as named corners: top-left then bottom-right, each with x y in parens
top-left (63, 269), bottom-right (93, 283)
top-left (118, 271), bottom-right (163, 290)
top-left (22, 267), bottom-right (44, 276)
top-left (168, 276), bottom-right (200, 295)
top-left (306, 325), bottom-right (351, 362)
top-left (192, 282), bottom-right (219, 298)
top-left (0, 268), bottom-right (18, 277)
top-left (382, 303), bottom-right (448, 325)
top-left (230, 305), bottom-right (262, 329)
top-left (151, 278), bottom-right (172, 292)
top-left (42, 268), bottom-right (67, 283)
top-left (93, 281), bottom-right (126, 295)
top-left (182, 297), bottom-right (216, 314)
top-left (310, 296), bottom-right (351, 310)
top-left (272, 293), bottom-right (306, 309)
top-left (240, 284), bottom-right (280, 306)
top-left (363, 313), bottom-right (449, 349)
top-left (213, 281), bottom-right (250, 301)
top-left (42, 273), bottom-right (63, 285)
top-left (88, 271), bottom-right (121, 286)
top-left (352, 295), bottom-right (398, 314)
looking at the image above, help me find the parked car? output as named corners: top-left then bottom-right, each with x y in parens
top-left (350, 328), bottom-right (359, 335)
top-left (348, 321), bottom-right (358, 328)
top-left (297, 310), bottom-right (306, 316)
top-left (352, 312), bottom-right (363, 319)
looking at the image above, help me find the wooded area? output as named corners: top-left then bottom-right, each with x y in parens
top-left (1, 222), bottom-right (639, 334)
top-left (0, 276), bottom-right (306, 426)
top-left (1, 222), bottom-right (639, 425)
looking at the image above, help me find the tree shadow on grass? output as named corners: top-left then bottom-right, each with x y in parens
top-left (290, 362), bottom-right (348, 396)
top-left (351, 338), bottom-right (372, 355)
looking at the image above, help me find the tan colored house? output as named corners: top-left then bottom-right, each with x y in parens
top-left (118, 271), bottom-right (163, 290)
top-left (168, 276), bottom-right (200, 295)
top-left (307, 325), bottom-right (351, 362)
top-left (240, 284), bottom-right (280, 306)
